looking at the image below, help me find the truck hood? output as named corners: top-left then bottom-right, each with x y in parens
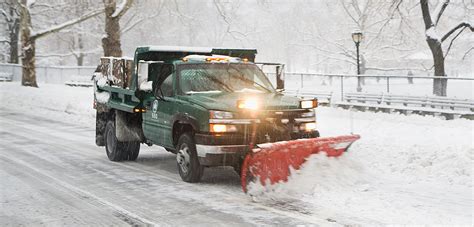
top-left (180, 92), bottom-right (301, 111)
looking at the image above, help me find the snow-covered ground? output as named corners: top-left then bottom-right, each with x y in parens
top-left (249, 108), bottom-right (473, 225)
top-left (0, 82), bottom-right (472, 225)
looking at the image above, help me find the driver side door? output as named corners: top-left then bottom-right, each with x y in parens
top-left (143, 68), bottom-right (176, 148)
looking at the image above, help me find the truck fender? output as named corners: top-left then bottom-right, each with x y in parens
top-left (171, 113), bottom-right (200, 145)
top-left (172, 113), bottom-right (200, 132)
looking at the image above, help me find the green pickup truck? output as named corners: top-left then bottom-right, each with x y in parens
top-left (93, 46), bottom-right (319, 183)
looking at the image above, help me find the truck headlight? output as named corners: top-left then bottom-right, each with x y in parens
top-left (300, 122), bottom-right (317, 132)
top-left (210, 124), bottom-right (237, 133)
top-left (237, 98), bottom-right (259, 110)
top-left (210, 110), bottom-right (233, 119)
top-left (300, 99), bottom-right (318, 109)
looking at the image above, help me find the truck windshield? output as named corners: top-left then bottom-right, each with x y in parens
top-left (178, 63), bottom-right (275, 94)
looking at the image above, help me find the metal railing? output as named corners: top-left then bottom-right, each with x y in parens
top-left (2, 63), bottom-right (472, 100)
top-left (268, 72), bottom-right (474, 100)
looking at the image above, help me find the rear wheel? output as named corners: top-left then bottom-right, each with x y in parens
top-left (105, 121), bottom-right (140, 161)
top-left (176, 133), bottom-right (203, 182)
top-left (122, 141), bottom-right (140, 161)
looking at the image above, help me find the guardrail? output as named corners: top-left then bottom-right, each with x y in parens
top-left (331, 92), bottom-right (474, 120)
top-left (267, 72), bottom-right (474, 101)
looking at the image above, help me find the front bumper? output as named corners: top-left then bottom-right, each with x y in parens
top-left (194, 130), bottom-right (319, 166)
top-left (195, 144), bottom-right (249, 166)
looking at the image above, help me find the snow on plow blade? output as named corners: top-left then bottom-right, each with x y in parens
top-left (241, 135), bottom-right (361, 193)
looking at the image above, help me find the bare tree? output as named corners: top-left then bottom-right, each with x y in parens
top-left (0, 0), bottom-right (20, 63)
top-left (420, 0), bottom-right (473, 96)
top-left (17, 0), bottom-right (102, 87)
top-left (102, 0), bottom-right (133, 57)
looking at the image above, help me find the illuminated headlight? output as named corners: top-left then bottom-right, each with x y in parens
top-left (210, 110), bottom-right (233, 119)
top-left (300, 122), bottom-right (317, 132)
top-left (237, 98), bottom-right (259, 110)
top-left (210, 124), bottom-right (237, 133)
top-left (300, 99), bottom-right (318, 109)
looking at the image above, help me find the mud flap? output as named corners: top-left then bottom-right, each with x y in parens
top-left (241, 135), bottom-right (360, 193)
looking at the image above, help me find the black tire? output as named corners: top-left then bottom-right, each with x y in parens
top-left (105, 121), bottom-right (140, 161)
top-left (122, 141), bottom-right (140, 161)
top-left (176, 133), bottom-right (203, 182)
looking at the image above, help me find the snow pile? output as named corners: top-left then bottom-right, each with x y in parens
top-left (248, 107), bottom-right (473, 225)
top-left (95, 91), bottom-right (110, 104)
top-left (0, 83), bottom-right (95, 126)
top-left (139, 80), bottom-right (153, 91)
top-left (95, 74), bottom-right (108, 88)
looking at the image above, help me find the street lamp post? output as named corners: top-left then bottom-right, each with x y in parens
top-left (352, 31), bottom-right (363, 92)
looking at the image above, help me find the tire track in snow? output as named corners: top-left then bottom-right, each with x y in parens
top-left (0, 154), bottom-right (157, 226)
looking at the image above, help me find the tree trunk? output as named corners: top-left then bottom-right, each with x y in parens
top-left (77, 33), bottom-right (85, 66)
top-left (9, 19), bottom-right (20, 64)
top-left (19, 0), bottom-right (37, 87)
top-left (21, 38), bottom-right (37, 87)
top-left (8, 5), bottom-right (20, 64)
top-left (420, 0), bottom-right (447, 96)
top-left (427, 38), bottom-right (446, 96)
top-left (102, 0), bottom-right (123, 57)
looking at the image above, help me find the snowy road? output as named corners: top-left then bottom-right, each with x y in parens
top-left (0, 83), bottom-right (472, 226)
top-left (0, 109), bottom-right (339, 226)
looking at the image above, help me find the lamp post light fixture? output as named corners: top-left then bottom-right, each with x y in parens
top-left (352, 31), bottom-right (363, 92)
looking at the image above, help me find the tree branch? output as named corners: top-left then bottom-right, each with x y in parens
top-left (420, 0), bottom-right (434, 30)
top-left (366, 67), bottom-right (425, 72)
top-left (31, 8), bottom-right (104, 40)
top-left (443, 26), bottom-right (466, 59)
top-left (433, 0), bottom-right (449, 25)
top-left (462, 47), bottom-right (473, 60)
top-left (121, 12), bottom-right (159, 34)
top-left (440, 22), bottom-right (473, 42)
top-left (0, 9), bottom-right (10, 22)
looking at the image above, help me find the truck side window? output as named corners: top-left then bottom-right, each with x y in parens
top-left (160, 74), bottom-right (173, 97)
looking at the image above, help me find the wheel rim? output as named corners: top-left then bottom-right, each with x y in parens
top-left (106, 128), bottom-right (115, 155)
top-left (177, 143), bottom-right (191, 175)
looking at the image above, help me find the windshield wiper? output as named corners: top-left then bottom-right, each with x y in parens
top-left (188, 71), bottom-right (233, 93)
top-left (227, 65), bottom-right (273, 93)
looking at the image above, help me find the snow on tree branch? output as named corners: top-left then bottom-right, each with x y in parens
top-left (426, 27), bottom-right (440, 41)
top-left (0, 9), bottom-right (10, 21)
top-left (111, 0), bottom-right (133, 18)
top-left (31, 9), bottom-right (104, 40)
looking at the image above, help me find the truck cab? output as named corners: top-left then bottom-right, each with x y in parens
top-left (94, 46), bottom-right (319, 183)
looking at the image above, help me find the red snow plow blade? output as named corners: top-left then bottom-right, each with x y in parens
top-left (241, 134), bottom-right (360, 193)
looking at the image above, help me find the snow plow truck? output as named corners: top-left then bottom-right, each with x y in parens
top-left (93, 46), bottom-right (360, 192)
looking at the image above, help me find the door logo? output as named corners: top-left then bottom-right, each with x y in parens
top-left (152, 100), bottom-right (158, 119)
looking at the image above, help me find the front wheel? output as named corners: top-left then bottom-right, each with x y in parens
top-left (176, 133), bottom-right (203, 183)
